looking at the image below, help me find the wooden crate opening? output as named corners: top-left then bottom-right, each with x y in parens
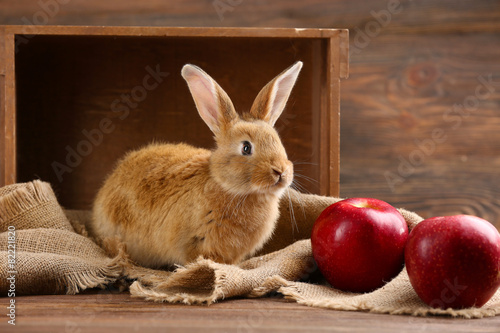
top-left (1, 26), bottom-right (349, 209)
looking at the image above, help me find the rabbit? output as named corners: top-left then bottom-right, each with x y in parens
top-left (91, 61), bottom-right (303, 268)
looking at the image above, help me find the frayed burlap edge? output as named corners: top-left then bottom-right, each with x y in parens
top-left (273, 275), bottom-right (500, 318)
top-left (0, 180), bottom-right (74, 232)
top-left (129, 258), bottom-right (234, 305)
top-left (68, 237), bottom-right (130, 294)
top-left (62, 251), bottom-right (126, 295)
top-left (248, 272), bottom-right (500, 319)
top-left (0, 180), bottom-right (53, 224)
top-left (0, 180), bottom-right (127, 295)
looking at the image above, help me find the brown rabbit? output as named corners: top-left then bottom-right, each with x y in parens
top-left (91, 61), bottom-right (303, 268)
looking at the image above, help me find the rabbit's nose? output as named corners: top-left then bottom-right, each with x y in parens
top-left (272, 169), bottom-right (283, 183)
top-left (273, 168), bottom-right (283, 185)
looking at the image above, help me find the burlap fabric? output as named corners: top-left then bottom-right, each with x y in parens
top-left (1, 180), bottom-right (499, 318)
top-left (0, 181), bottom-right (122, 294)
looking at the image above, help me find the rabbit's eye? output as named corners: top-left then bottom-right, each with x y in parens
top-left (241, 141), bottom-right (253, 156)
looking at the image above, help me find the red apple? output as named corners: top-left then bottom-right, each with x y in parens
top-left (311, 198), bottom-right (409, 293)
top-left (405, 215), bottom-right (500, 309)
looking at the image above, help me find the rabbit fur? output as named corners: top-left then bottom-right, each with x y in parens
top-left (91, 61), bottom-right (303, 268)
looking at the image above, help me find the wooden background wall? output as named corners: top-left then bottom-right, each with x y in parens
top-left (1, 0), bottom-right (500, 230)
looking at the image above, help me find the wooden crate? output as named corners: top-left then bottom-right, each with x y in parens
top-left (0, 26), bottom-right (349, 209)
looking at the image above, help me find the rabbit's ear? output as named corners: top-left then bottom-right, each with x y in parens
top-left (249, 61), bottom-right (303, 127)
top-left (182, 65), bottom-right (238, 134)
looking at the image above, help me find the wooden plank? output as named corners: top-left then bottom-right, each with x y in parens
top-left (316, 32), bottom-right (345, 196)
top-left (0, 0), bottom-right (499, 34)
top-left (0, 25), bottom-right (5, 186)
top-left (3, 25), bottom-right (347, 40)
top-left (0, 30), bottom-right (15, 186)
top-left (338, 29), bottom-right (349, 80)
top-left (315, 31), bottom-right (345, 196)
top-left (318, 40), bottom-right (331, 196)
top-left (339, 32), bottom-right (500, 230)
top-left (328, 36), bottom-right (341, 196)
top-left (342, 158), bottom-right (500, 227)
top-left (1, 292), bottom-right (499, 333)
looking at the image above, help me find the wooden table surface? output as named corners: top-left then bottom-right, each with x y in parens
top-left (1, 290), bottom-right (499, 333)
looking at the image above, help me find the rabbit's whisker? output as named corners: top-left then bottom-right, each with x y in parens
top-left (292, 161), bottom-right (318, 167)
top-left (286, 188), bottom-right (299, 234)
top-left (290, 178), bottom-right (310, 195)
top-left (289, 184), bottom-right (307, 219)
top-left (293, 173), bottom-right (319, 185)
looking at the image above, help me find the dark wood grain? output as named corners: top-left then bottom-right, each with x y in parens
top-left (1, 291), bottom-right (499, 333)
top-left (0, 0), bottom-right (499, 33)
top-left (339, 33), bottom-right (500, 229)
